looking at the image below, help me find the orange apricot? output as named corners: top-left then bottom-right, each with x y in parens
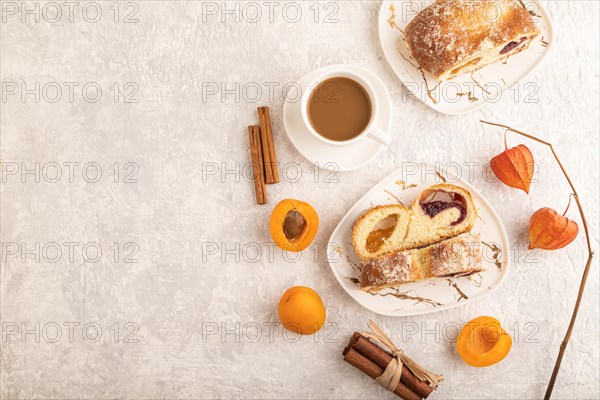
top-left (278, 286), bottom-right (326, 335)
top-left (456, 316), bottom-right (512, 367)
top-left (269, 199), bottom-right (319, 252)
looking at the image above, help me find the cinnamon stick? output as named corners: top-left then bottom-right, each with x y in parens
top-left (349, 332), bottom-right (433, 399)
top-left (248, 125), bottom-right (267, 204)
top-left (262, 106), bottom-right (279, 183)
top-left (343, 347), bottom-right (421, 400)
top-left (257, 106), bottom-right (279, 183)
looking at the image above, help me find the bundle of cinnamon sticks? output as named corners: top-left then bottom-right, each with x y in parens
top-left (343, 332), bottom-right (435, 400)
top-left (247, 106), bottom-right (279, 204)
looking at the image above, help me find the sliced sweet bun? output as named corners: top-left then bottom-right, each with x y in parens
top-left (359, 250), bottom-right (423, 292)
top-left (359, 232), bottom-right (484, 291)
top-left (351, 183), bottom-right (477, 260)
top-left (405, 0), bottom-right (541, 80)
top-left (422, 232), bottom-right (484, 278)
top-left (351, 204), bottom-right (410, 260)
top-left (405, 183), bottom-right (477, 249)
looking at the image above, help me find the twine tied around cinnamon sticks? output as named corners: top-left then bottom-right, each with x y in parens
top-left (343, 320), bottom-right (444, 400)
top-left (362, 320), bottom-right (444, 392)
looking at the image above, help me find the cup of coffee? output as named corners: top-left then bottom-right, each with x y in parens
top-left (301, 69), bottom-right (391, 146)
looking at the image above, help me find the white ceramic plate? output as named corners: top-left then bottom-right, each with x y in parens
top-left (327, 163), bottom-right (510, 316)
top-left (283, 65), bottom-right (392, 171)
top-left (378, 0), bottom-right (554, 114)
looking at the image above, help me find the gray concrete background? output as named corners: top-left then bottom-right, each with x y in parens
top-left (1, 1), bottom-right (598, 398)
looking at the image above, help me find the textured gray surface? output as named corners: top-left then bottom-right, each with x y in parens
top-left (1, 1), bottom-right (599, 399)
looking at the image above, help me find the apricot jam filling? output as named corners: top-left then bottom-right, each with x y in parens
top-left (365, 214), bottom-right (398, 253)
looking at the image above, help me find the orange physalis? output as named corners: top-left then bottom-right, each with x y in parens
top-left (490, 144), bottom-right (535, 194)
top-left (528, 202), bottom-right (579, 250)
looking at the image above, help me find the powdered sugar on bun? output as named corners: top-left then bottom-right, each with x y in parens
top-left (359, 233), bottom-right (484, 291)
top-left (405, 0), bottom-right (541, 80)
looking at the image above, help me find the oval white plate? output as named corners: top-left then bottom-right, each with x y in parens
top-left (283, 64), bottom-right (392, 171)
top-left (327, 163), bottom-right (510, 316)
top-left (378, 0), bottom-right (554, 114)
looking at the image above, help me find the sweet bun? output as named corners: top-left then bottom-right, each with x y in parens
top-left (352, 184), bottom-right (477, 260)
top-left (405, 0), bottom-right (541, 80)
top-left (359, 233), bottom-right (484, 291)
top-left (405, 183), bottom-right (477, 249)
top-left (351, 205), bottom-right (410, 260)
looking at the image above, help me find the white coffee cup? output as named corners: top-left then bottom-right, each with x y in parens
top-left (300, 69), bottom-right (391, 146)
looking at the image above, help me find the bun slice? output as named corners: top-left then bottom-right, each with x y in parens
top-left (405, 183), bottom-right (477, 248)
top-left (351, 204), bottom-right (410, 260)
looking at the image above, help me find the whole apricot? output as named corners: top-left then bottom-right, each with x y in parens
top-left (278, 286), bottom-right (326, 335)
